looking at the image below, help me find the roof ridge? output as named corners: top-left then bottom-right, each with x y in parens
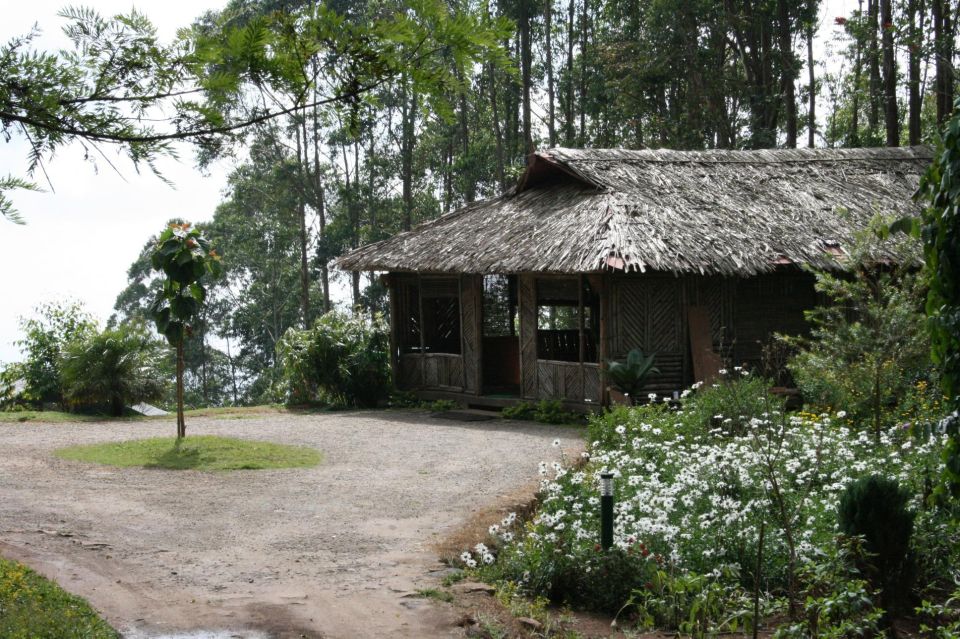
top-left (542, 145), bottom-right (934, 166)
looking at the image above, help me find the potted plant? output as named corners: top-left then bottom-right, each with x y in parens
top-left (606, 349), bottom-right (659, 406)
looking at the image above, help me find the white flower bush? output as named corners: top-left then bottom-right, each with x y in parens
top-left (466, 374), bottom-right (950, 621)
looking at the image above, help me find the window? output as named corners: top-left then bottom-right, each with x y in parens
top-left (398, 277), bottom-right (461, 355)
top-left (483, 274), bottom-right (518, 337)
top-left (398, 280), bottom-right (421, 354)
top-left (536, 277), bottom-right (599, 362)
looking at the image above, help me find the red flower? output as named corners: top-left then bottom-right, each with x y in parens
top-left (835, 16), bottom-right (848, 26)
top-left (594, 543), bottom-right (602, 552)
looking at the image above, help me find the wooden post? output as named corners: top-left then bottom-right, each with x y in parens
top-left (385, 274), bottom-right (400, 390)
top-left (598, 274), bottom-right (609, 407)
top-left (578, 274), bottom-right (585, 401)
top-left (587, 273), bottom-right (608, 406)
top-left (417, 273), bottom-right (426, 389)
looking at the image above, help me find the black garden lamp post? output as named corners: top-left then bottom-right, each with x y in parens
top-left (600, 472), bottom-right (614, 550)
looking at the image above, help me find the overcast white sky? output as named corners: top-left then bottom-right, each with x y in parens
top-left (0, 2), bottom-right (231, 364)
top-left (0, 0), bottom-right (852, 364)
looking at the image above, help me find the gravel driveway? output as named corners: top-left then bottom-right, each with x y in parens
top-left (0, 410), bottom-right (583, 638)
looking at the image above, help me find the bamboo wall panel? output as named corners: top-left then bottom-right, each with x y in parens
top-left (583, 364), bottom-right (602, 403)
top-left (460, 275), bottom-right (482, 393)
top-left (399, 354), bottom-right (423, 389)
top-left (733, 273), bottom-right (816, 367)
top-left (536, 360), bottom-right (585, 402)
top-left (519, 274), bottom-right (538, 399)
top-left (610, 276), bottom-right (686, 392)
top-left (422, 354), bottom-right (464, 390)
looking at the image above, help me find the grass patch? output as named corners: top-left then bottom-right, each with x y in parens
top-left (55, 435), bottom-right (322, 471)
top-left (0, 411), bottom-right (139, 424)
top-left (0, 556), bottom-right (119, 639)
top-left (414, 588), bottom-right (454, 603)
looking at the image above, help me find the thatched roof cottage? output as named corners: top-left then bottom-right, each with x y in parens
top-left (336, 146), bottom-right (931, 408)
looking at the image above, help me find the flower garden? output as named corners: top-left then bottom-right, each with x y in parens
top-left (464, 373), bottom-right (960, 636)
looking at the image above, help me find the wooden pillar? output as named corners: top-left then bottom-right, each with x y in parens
top-left (518, 273), bottom-right (538, 399)
top-left (385, 274), bottom-right (400, 389)
top-left (460, 274), bottom-right (483, 395)
top-left (588, 273), bottom-right (609, 407)
top-left (578, 274), bottom-right (585, 401)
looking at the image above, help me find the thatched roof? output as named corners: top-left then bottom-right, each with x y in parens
top-left (335, 146), bottom-right (932, 276)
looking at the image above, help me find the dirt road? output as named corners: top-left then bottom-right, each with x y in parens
top-left (0, 410), bottom-right (582, 638)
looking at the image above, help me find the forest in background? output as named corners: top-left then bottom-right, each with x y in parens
top-left (101, 0), bottom-right (958, 407)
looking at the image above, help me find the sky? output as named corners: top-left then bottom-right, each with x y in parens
top-left (0, 0), bottom-right (853, 364)
top-left (0, 2), bottom-right (229, 364)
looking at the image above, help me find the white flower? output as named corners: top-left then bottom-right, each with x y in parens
top-left (836, 410), bottom-right (847, 418)
top-left (648, 393), bottom-right (658, 401)
top-left (552, 438), bottom-right (561, 447)
top-left (460, 551), bottom-right (472, 563)
top-left (718, 369), bottom-right (728, 375)
top-left (488, 524), bottom-right (500, 535)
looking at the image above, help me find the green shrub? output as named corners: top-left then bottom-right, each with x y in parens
top-left (13, 301), bottom-right (96, 408)
top-left (277, 311), bottom-right (390, 408)
top-left (551, 547), bottom-right (654, 614)
top-left (503, 400), bottom-right (580, 424)
top-left (60, 321), bottom-right (166, 416)
top-left (426, 399), bottom-right (459, 412)
top-left (838, 475), bottom-right (916, 614)
top-left (917, 585), bottom-right (960, 638)
top-left (782, 244), bottom-right (932, 439)
top-left (630, 566), bottom-right (758, 637)
top-left (502, 401), bottom-right (537, 420)
top-left (773, 537), bottom-right (884, 639)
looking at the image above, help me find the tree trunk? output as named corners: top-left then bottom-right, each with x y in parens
top-left (852, 0), bottom-right (865, 145)
top-left (807, 7), bottom-right (816, 147)
top-left (545, 0), bottom-right (557, 147)
top-left (565, 0), bottom-right (576, 144)
top-left (579, 0), bottom-right (588, 144)
top-left (226, 336), bottom-right (239, 406)
top-left (868, 0), bottom-right (882, 135)
top-left (295, 122), bottom-right (311, 328)
top-left (520, 0), bottom-right (534, 157)
top-left (933, 0), bottom-right (955, 123)
top-left (401, 78), bottom-right (416, 231)
top-left (488, 61), bottom-right (506, 189)
top-left (311, 76), bottom-right (330, 314)
top-left (908, 0), bottom-right (923, 144)
top-left (881, 0), bottom-right (900, 145)
top-left (779, 0), bottom-right (797, 147)
top-left (176, 337), bottom-right (185, 439)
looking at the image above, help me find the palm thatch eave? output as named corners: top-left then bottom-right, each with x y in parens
top-left (334, 145), bottom-right (932, 276)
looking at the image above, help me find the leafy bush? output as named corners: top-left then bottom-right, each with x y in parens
top-left (917, 585), bottom-right (960, 638)
top-left (278, 311), bottom-right (390, 408)
top-left (502, 400), bottom-right (580, 424)
top-left (426, 399), bottom-right (460, 412)
top-left (12, 301), bottom-right (96, 407)
top-left (60, 321), bottom-right (166, 416)
top-left (773, 537), bottom-right (884, 639)
top-left (782, 246), bottom-right (932, 439)
top-left (838, 475), bottom-right (916, 614)
top-left (630, 566), bottom-right (758, 637)
top-left (502, 401), bottom-right (537, 420)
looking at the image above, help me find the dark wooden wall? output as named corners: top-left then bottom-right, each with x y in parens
top-left (390, 268), bottom-right (816, 405)
top-left (607, 270), bottom-right (814, 394)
